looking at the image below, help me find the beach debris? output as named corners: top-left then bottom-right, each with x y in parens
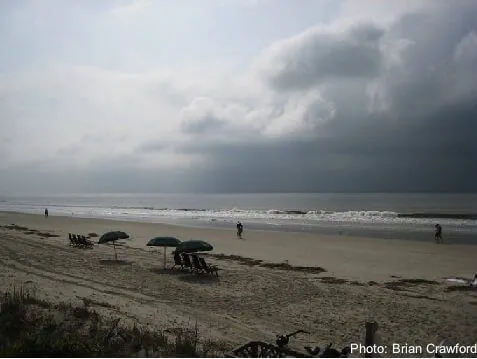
top-left (229, 328), bottom-right (355, 358)
top-left (445, 278), bottom-right (467, 284)
top-left (319, 343), bottom-right (351, 358)
top-left (1, 224), bottom-right (59, 238)
top-left (204, 253), bottom-right (326, 273)
top-left (37, 232), bottom-right (60, 238)
top-left (384, 278), bottom-right (439, 291)
top-left (231, 335), bottom-right (351, 358)
top-left (4, 224), bottom-right (29, 231)
top-left (319, 276), bottom-right (348, 285)
top-left (445, 274), bottom-right (477, 287)
top-left (276, 329), bottom-right (309, 348)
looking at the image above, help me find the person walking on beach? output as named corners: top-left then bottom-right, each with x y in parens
top-left (44, 208), bottom-right (49, 218)
top-left (434, 224), bottom-right (442, 243)
top-left (236, 221), bottom-right (243, 239)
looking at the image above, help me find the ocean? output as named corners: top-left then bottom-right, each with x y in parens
top-left (1, 193), bottom-right (476, 244)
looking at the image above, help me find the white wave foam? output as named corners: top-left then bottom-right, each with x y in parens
top-left (1, 203), bottom-right (476, 229)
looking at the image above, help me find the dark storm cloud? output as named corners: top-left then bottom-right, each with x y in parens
top-left (266, 23), bottom-right (385, 92)
top-left (379, 2), bottom-right (477, 118)
top-left (169, 95), bottom-right (476, 193)
top-left (152, 2), bottom-right (477, 193)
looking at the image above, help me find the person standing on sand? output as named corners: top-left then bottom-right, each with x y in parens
top-left (44, 208), bottom-right (48, 217)
top-left (434, 224), bottom-right (442, 243)
top-left (236, 221), bottom-right (243, 239)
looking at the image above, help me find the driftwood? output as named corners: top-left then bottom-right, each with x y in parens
top-left (229, 341), bottom-right (311, 358)
top-left (228, 323), bottom-right (379, 358)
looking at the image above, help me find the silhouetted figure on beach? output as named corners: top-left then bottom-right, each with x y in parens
top-left (44, 208), bottom-right (48, 217)
top-left (434, 224), bottom-right (442, 243)
top-left (470, 273), bottom-right (477, 287)
top-left (236, 221), bottom-right (243, 239)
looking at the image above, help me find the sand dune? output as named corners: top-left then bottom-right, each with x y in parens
top-left (0, 211), bottom-right (476, 354)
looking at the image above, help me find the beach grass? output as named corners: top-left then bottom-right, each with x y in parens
top-left (0, 286), bottom-right (229, 357)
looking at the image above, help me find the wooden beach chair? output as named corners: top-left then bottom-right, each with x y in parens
top-left (181, 253), bottom-right (193, 272)
top-left (171, 251), bottom-right (184, 270)
top-left (191, 254), bottom-right (206, 274)
top-left (199, 257), bottom-right (219, 277)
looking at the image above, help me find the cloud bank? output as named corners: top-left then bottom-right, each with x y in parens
top-left (1, 0), bottom-right (476, 193)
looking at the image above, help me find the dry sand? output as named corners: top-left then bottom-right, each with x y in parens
top-left (0, 211), bottom-right (476, 355)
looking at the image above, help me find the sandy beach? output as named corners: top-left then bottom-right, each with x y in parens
top-left (1, 211), bottom-right (476, 355)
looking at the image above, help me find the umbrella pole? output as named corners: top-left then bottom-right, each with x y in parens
top-left (113, 241), bottom-right (117, 261)
top-left (163, 246), bottom-right (167, 269)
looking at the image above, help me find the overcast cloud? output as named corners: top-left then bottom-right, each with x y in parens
top-left (0, 0), bottom-right (476, 194)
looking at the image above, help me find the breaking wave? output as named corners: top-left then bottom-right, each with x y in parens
top-left (1, 200), bottom-right (476, 228)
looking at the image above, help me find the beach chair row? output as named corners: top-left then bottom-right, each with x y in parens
top-left (68, 233), bottom-right (93, 248)
top-left (172, 252), bottom-right (219, 277)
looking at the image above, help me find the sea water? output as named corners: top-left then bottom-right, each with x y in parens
top-left (0, 193), bottom-right (476, 244)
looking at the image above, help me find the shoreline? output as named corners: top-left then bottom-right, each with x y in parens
top-left (3, 209), bottom-right (477, 245)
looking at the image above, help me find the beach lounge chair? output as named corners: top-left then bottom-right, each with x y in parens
top-left (74, 234), bottom-right (82, 247)
top-left (71, 234), bottom-right (79, 247)
top-left (191, 254), bottom-right (206, 274)
top-left (80, 235), bottom-right (93, 248)
top-left (75, 234), bottom-right (83, 247)
top-left (68, 233), bottom-right (74, 246)
top-left (199, 257), bottom-right (219, 277)
top-left (171, 251), bottom-right (184, 270)
top-left (181, 253), bottom-right (193, 272)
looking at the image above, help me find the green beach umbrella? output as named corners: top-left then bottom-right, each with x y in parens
top-left (147, 236), bottom-right (182, 269)
top-left (98, 231), bottom-right (130, 261)
top-left (176, 240), bottom-right (213, 253)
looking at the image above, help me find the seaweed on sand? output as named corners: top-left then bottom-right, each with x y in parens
top-left (205, 253), bottom-right (326, 274)
top-left (384, 278), bottom-right (439, 291)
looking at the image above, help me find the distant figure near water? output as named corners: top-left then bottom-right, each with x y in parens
top-left (44, 208), bottom-right (49, 218)
top-left (434, 224), bottom-right (442, 243)
top-left (236, 221), bottom-right (243, 239)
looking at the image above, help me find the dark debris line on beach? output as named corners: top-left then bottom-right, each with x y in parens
top-left (205, 252), bottom-right (464, 301)
top-left (383, 278), bottom-right (439, 292)
top-left (0, 224), bottom-right (60, 238)
top-left (204, 253), bottom-right (326, 274)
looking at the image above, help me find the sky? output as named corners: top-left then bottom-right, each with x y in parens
top-left (1, 0), bottom-right (476, 194)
